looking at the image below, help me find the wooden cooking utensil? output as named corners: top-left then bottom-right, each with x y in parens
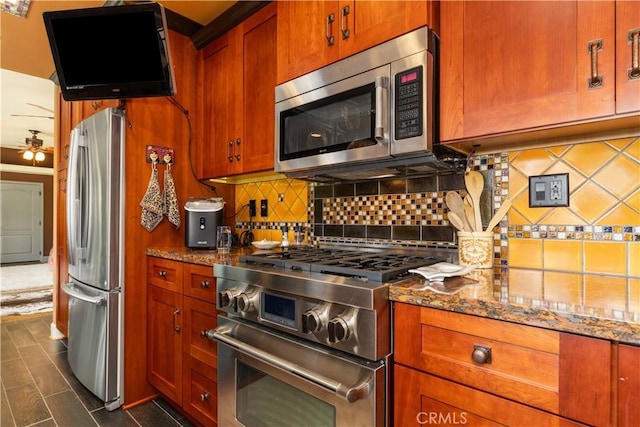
top-left (445, 191), bottom-right (473, 232)
top-left (447, 211), bottom-right (467, 232)
top-left (485, 198), bottom-right (512, 232)
top-left (464, 171), bottom-right (484, 233)
top-left (463, 195), bottom-right (475, 232)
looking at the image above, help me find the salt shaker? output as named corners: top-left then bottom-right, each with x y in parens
top-left (281, 225), bottom-right (290, 249)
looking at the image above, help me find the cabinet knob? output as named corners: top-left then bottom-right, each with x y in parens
top-left (200, 280), bottom-right (210, 289)
top-left (228, 140), bottom-right (234, 162)
top-left (200, 391), bottom-right (210, 402)
top-left (200, 329), bottom-right (215, 340)
top-left (471, 344), bottom-right (492, 364)
top-left (158, 270), bottom-right (167, 279)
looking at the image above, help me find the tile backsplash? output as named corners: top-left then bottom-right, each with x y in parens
top-left (234, 137), bottom-right (639, 280)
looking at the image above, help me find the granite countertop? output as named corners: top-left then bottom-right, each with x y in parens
top-left (146, 247), bottom-right (640, 345)
top-left (390, 269), bottom-right (640, 345)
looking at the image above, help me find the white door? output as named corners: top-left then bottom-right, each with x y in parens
top-left (0, 180), bottom-right (43, 263)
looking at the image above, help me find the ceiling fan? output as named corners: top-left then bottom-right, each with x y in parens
top-left (11, 103), bottom-right (54, 120)
top-left (19, 130), bottom-right (54, 162)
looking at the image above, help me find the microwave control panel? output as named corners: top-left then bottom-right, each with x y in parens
top-left (394, 66), bottom-right (423, 140)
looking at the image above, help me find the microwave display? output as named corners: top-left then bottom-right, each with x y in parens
top-left (395, 66), bottom-right (423, 140)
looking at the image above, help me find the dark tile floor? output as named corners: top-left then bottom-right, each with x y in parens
top-left (1, 313), bottom-right (193, 427)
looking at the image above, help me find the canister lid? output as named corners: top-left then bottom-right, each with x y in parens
top-left (184, 197), bottom-right (225, 212)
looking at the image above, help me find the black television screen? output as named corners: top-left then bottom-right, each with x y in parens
top-left (43, 3), bottom-right (176, 101)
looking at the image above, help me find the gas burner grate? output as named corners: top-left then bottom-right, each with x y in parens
top-left (240, 247), bottom-right (445, 282)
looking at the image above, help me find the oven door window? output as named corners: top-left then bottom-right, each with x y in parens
top-left (236, 361), bottom-right (336, 427)
top-left (279, 84), bottom-right (377, 161)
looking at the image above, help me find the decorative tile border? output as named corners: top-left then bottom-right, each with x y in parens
top-left (508, 224), bottom-right (640, 241)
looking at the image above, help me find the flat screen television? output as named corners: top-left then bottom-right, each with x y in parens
top-left (43, 3), bottom-right (176, 101)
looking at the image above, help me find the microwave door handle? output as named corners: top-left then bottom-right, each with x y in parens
top-left (212, 328), bottom-right (373, 403)
top-left (374, 76), bottom-right (388, 141)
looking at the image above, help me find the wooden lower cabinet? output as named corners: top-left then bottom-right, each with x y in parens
top-left (618, 344), bottom-right (640, 426)
top-left (394, 303), bottom-right (612, 426)
top-left (147, 257), bottom-right (220, 426)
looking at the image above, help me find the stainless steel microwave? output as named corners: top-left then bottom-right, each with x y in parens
top-left (275, 26), bottom-right (466, 182)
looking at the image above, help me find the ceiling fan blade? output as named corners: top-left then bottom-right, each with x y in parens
top-left (11, 114), bottom-right (54, 119)
top-left (27, 103), bottom-right (54, 114)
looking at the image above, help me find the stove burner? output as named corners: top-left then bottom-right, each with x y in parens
top-left (240, 247), bottom-right (445, 282)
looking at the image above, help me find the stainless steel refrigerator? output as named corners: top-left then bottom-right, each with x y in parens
top-left (62, 107), bottom-right (124, 410)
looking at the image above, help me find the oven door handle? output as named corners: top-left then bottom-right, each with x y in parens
top-left (212, 328), bottom-right (373, 403)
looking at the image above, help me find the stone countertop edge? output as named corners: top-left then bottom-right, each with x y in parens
top-left (145, 247), bottom-right (640, 346)
top-left (390, 280), bottom-right (640, 346)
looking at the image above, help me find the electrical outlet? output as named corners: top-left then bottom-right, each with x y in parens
top-left (260, 199), bottom-right (268, 217)
top-left (529, 173), bottom-right (569, 207)
top-left (249, 200), bottom-right (256, 217)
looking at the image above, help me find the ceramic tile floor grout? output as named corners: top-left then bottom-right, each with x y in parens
top-left (1, 314), bottom-right (191, 427)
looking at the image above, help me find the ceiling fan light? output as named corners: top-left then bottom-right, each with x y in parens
top-left (35, 151), bottom-right (45, 162)
top-left (23, 150), bottom-right (34, 160)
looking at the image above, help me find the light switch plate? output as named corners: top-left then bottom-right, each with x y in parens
top-left (529, 173), bottom-right (569, 207)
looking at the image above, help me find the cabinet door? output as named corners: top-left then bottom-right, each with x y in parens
top-left (339, 1), bottom-right (431, 58)
top-left (394, 365), bottom-right (585, 426)
top-left (240, 4), bottom-right (277, 174)
top-left (618, 344), bottom-right (640, 426)
top-left (201, 32), bottom-right (241, 178)
top-left (183, 354), bottom-right (217, 427)
top-left (56, 91), bottom-right (71, 173)
top-left (440, 1), bottom-right (615, 142)
top-left (182, 296), bottom-right (218, 368)
top-left (276, 1), bottom-right (339, 84)
top-left (183, 264), bottom-right (216, 303)
top-left (147, 257), bottom-right (183, 293)
top-left (616, 1), bottom-right (640, 114)
top-left (147, 286), bottom-right (182, 404)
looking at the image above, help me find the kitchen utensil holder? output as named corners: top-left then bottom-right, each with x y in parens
top-left (457, 231), bottom-right (494, 269)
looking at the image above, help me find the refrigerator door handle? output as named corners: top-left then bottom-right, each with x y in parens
top-left (62, 283), bottom-right (105, 305)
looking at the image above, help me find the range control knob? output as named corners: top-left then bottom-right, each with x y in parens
top-left (236, 291), bottom-right (258, 314)
top-left (328, 317), bottom-right (351, 343)
top-left (302, 309), bottom-right (323, 334)
top-left (218, 289), bottom-right (238, 310)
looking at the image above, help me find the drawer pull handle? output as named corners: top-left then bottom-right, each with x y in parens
top-left (158, 270), bottom-right (167, 279)
top-left (340, 5), bottom-right (350, 40)
top-left (471, 344), bottom-right (492, 364)
top-left (200, 391), bottom-right (210, 402)
top-left (588, 39), bottom-right (604, 88)
top-left (326, 13), bottom-right (335, 46)
top-left (173, 308), bottom-right (181, 333)
top-left (200, 280), bottom-right (210, 289)
top-left (629, 28), bottom-right (640, 80)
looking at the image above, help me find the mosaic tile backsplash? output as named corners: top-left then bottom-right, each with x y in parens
top-left (234, 137), bottom-right (639, 286)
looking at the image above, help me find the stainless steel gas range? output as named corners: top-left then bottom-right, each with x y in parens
top-left (208, 245), bottom-right (454, 427)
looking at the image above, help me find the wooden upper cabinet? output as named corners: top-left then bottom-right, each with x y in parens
top-left (440, 1), bottom-right (616, 142)
top-left (199, 3), bottom-right (276, 179)
top-left (616, 1), bottom-right (640, 114)
top-left (277, 1), bottom-right (434, 84)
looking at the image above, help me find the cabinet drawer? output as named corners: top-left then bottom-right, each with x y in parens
top-left (184, 264), bottom-right (216, 303)
top-left (147, 257), bottom-right (183, 292)
top-left (182, 296), bottom-right (218, 368)
top-left (394, 364), bottom-right (585, 426)
top-left (183, 354), bottom-right (217, 427)
top-left (395, 304), bottom-right (560, 413)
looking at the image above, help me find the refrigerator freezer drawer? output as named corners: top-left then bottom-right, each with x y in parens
top-left (63, 280), bottom-right (121, 409)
